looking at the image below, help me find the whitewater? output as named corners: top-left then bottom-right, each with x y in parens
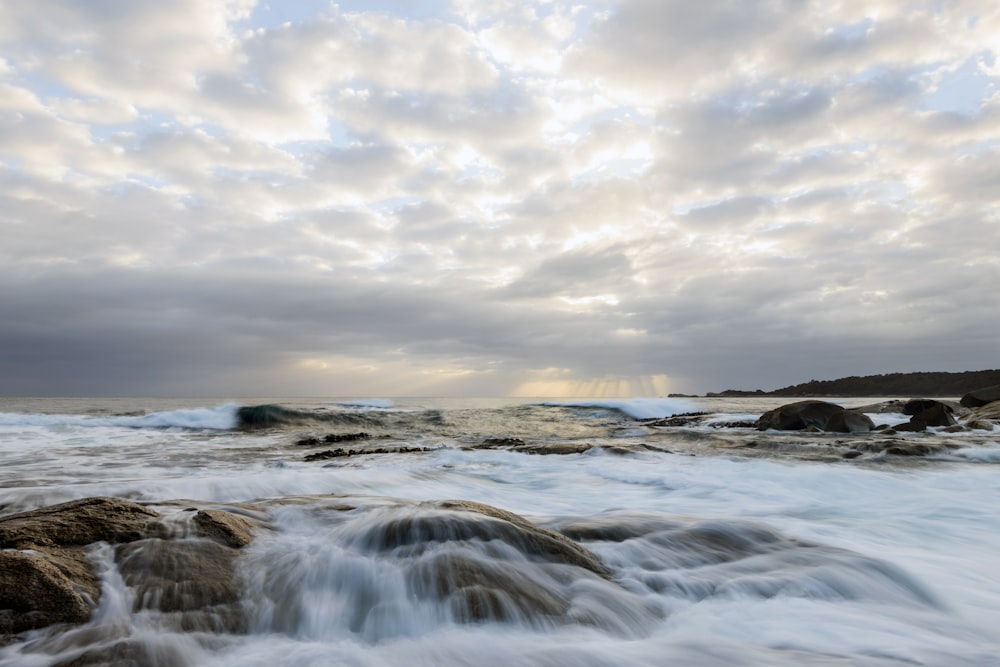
top-left (1, 396), bottom-right (999, 666)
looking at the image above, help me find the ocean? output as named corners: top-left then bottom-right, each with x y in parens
top-left (1, 396), bottom-right (999, 666)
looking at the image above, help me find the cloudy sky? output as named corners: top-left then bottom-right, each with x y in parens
top-left (1, 0), bottom-right (998, 397)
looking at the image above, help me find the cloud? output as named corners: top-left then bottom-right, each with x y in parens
top-left (0, 0), bottom-right (998, 396)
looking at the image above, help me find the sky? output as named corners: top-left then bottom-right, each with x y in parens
top-left (1, 0), bottom-right (998, 398)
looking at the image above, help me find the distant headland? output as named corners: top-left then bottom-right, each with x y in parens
top-left (703, 369), bottom-right (1000, 398)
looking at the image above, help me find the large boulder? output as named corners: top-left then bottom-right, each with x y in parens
top-left (961, 385), bottom-right (1000, 408)
top-left (0, 497), bottom-right (261, 637)
top-left (824, 410), bottom-right (875, 433)
top-left (965, 400), bottom-right (1000, 423)
top-left (756, 400), bottom-right (845, 431)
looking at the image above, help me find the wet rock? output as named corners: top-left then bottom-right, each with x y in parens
top-left (297, 432), bottom-right (372, 446)
top-left (966, 419), bottom-right (996, 431)
top-left (514, 442), bottom-right (594, 455)
top-left (961, 384), bottom-right (1000, 408)
top-left (942, 425), bottom-right (966, 433)
top-left (193, 509), bottom-right (254, 548)
top-left (0, 551), bottom-right (92, 634)
top-left (965, 400), bottom-right (1000, 423)
top-left (0, 498), bottom-right (161, 634)
top-left (0, 497), bottom-right (159, 550)
top-left (909, 402), bottom-right (957, 427)
top-left (756, 400), bottom-right (845, 431)
top-left (0, 498), bottom-right (260, 637)
top-left (434, 500), bottom-right (611, 578)
top-left (885, 443), bottom-right (940, 456)
top-left (841, 450), bottom-right (864, 459)
top-left (824, 411), bottom-right (875, 433)
top-left (645, 412), bottom-right (709, 427)
top-left (115, 539), bottom-right (246, 633)
top-left (480, 437), bottom-right (526, 448)
top-left (408, 553), bottom-right (568, 623)
top-left (304, 445), bottom-right (429, 461)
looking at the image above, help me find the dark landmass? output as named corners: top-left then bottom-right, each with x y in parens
top-left (709, 369), bottom-right (1000, 397)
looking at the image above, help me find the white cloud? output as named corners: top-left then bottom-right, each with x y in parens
top-left (0, 0), bottom-right (997, 396)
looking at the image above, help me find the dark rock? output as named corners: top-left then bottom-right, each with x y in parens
top-left (293, 436), bottom-right (322, 447)
top-left (910, 403), bottom-right (957, 428)
top-left (841, 450), bottom-right (864, 459)
top-left (903, 399), bottom-right (947, 415)
top-left (942, 425), bottom-right (966, 433)
top-left (961, 384), bottom-right (1000, 408)
top-left (323, 432), bottom-right (371, 444)
top-left (514, 442), bottom-right (594, 455)
top-left (824, 411), bottom-right (875, 433)
top-left (756, 400), bottom-right (845, 431)
top-left (304, 446), bottom-right (429, 462)
top-left (646, 412), bottom-right (709, 427)
top-left (480, 437), bottom-right (527, 448)
top-left (893, 420), bottom-right (927, 432)
top-left (886, 443), bottom-right (939, 456)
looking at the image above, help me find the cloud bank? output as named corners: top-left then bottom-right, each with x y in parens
top-left (1, 0), bottom-right (998, 396)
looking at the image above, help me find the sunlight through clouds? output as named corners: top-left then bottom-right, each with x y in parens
top-left (0, 0), bottom-right (998, 396)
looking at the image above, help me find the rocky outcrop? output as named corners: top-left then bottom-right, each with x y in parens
top-left (960, 384), bottom-right (1000, 408)
top-left (965, 400), bottom-right (1000, 424)
top-left (756, 400), bottom-right (858, 432)
top-left (0, 497), bottom-right (262, 637)
top-left (824, 410), bottom-right (876, 433)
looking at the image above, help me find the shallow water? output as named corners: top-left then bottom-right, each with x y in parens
top-left (1, 397), bottom-right (999, 666)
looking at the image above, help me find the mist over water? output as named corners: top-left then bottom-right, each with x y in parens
top-left (1, 396), bottom-right (999, 666)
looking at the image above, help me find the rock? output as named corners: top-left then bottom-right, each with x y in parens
top-left (514, 442), bottom-right (594, 455)
top-left (304, 446), bottom-right (429, 461)
top-left (942, 425), bottom-right (966, 433)
top-left (193, 509), bottom-right (254, 548)
top-left (0, 551), bottom-right (92, 634)
top-left (824, 411), bottom-right (875, 433)
top-left (961, 384), bottom-right (1000, 408)
top-left (910, 403), bottom-right (957, 428)
top-left (0, 497), bottom-right (260, 637)
top-left (841, 450), bottom-right (864, 459)
top-left (903, 399), bottom-right (946, 415)
top-left (0, 497), bottom-right (159, 550)
top-left (893, 420), bottom-right (927, 432)
top-left (323, 432), bottom-right (371, 444)
top-left (886, 443), bottom-right (941, 456)
top-left (115, 539), bottom-right (246, 633)
top-left (966, 419), bottom-right (996, 431)
top-left (0, 498), bottom-right (160, 635)
top-left (965, 400), bottom-right (1000, 422)
top-left (756, 400), bottom-right (845, 431)
top-left (433, 500), bottom-right (610, 578)
top-left (480, 437), bottom-right (526, 448)
top-left (850, 400), bottom-right (908, 414)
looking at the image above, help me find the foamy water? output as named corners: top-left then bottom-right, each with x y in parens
top-left (1, 397), bottom-right (999, 666)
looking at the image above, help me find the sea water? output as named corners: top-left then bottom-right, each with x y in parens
top-left (1, 396), bottom-right (998, 666)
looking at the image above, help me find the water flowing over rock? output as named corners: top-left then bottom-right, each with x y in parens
top-left (0, 497), bottom-right (261, 639)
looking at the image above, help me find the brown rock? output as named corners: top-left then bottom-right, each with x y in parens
top-left (965, 400), bottom-right (1000, 422)
top-left (0, 497), bottom-right (159, 550)
top-left (0, 551), bottom-right (92, 634)
top-left (193, 509), bottom-right (254, 548)
top-left (961, 384), bottom-right (1000, 408)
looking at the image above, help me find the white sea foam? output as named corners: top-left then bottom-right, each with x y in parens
top-left (0, 403), bottom-right (239, 430)
top-left (329, 398), bottom-right (396, 410)
top-left (2, 397), bottom-right (999, 666)
top-left (542, 397), bottom-right (699, 420)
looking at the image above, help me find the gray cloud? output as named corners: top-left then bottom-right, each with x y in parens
top-left (0, 0), bottom-right (998, 397)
